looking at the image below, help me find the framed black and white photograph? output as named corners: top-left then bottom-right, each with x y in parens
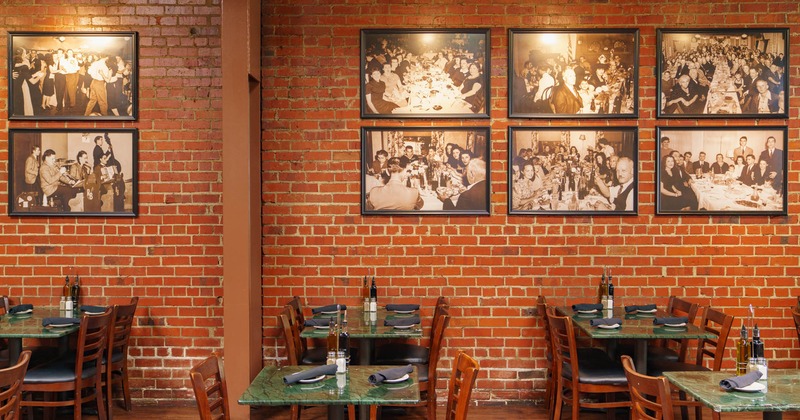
top-left (656, 127), bottom-right (787, 215)
top-left (508, 127), bottom-right (638, 215)
top-left (362, 127), bottom-right (490, 215)
top-left (8, 32), bottom-right (137, 121)
top-left (9, 129), bottom-right (138, 217)
top-left (508, 29), bottom-right (639, 118)
top-left (657, 28), bottom-right (789, 118)
top-left (360, 29), bottom-right (490, 119)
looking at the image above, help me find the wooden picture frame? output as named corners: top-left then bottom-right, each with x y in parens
top-left (8, 31), bottom-right (137, 121)
top-left (362, 127), bottom-right (490, 215)
top-left (9, 129), bottom-right (138, 217)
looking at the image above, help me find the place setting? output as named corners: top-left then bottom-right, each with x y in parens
top-left (624, 303), bottom-right (658, 319)
top-left (384, 315), bottom-right (421, 330)
top-left (571, 303), bottom-right (603, 317)
top-left (589, 317), bottom-right (623, 331)
top-left (720, 370), bottom-right (766, 397)
top-left (80, 305), bottom-right (108, 315)
top-left (42, 316), bottom-right (81, 329)
top-left (369, 365), bottom-right (413, 386)
top-left (385, 303), bottom-right (419, 315)
top-left (8, 303), bottom-right (34, 317)
top-left (312, 304), bottom-right (347, 315)
top-left (653, 316), bottom-right (689, 330)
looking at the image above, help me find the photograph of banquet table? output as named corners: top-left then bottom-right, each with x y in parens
top-left (362, 127), bottom-right (490, 215)
top-left (0, 306), bottom-right (80, 363)
top-left (663, 370), bottom-right (800, 420)
top-left (555, 306), bottom-right (714, 374)
top-left (360, 29), bottom-right (490, 119)
top-left (239, 365), bottom-right (420, 420)
top-left (508, 127), bottom-right (638, 215)
top-left (655, 126), bottom-right (788, 215)
top-left (657, 28), bottom-right (789, 118)
top-left (301, 308), bottom-right (423, 366)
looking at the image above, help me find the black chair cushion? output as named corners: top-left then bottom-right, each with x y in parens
top-left (24, 356), bottom-right (99, 384)
top-left (101, 350), bottom-right (125, 365)
top-left (561, 348), bottom-right (627, 385)
top-left (374, 343), bottom-right (429, 365)
top-left (414, 363), bottom-right (429, 383)
top-left (647, 345), bottom-right (680, 363)
top-left (647, 359), bottom-right (710, 377)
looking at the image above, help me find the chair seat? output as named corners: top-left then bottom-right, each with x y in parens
top-left (414, 363), bottom-right (429, 383)
top-left (561, 348), bottom-right (627, 386)
top-left (24, 356), bottom-right (99, 384)
top-left (374, 343), bottom-right (429, 365)
top-left (101, 350), bottom-right (125, 365)
top-left (647, 360), bottom-right (710, 377)
top-left (647, 346), bottom-right (680, 363)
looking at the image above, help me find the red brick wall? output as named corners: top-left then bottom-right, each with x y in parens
top-left (263, 0), bottom-right (800, 403)
top-left (0, 1), bottom-right (222, 403)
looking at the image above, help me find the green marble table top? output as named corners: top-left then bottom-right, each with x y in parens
top-left (301, 308), bottom-right (423, 339)
top-left (238, 365), bottom-right (420, 406)
top-left (556, 306), bottom-right (715, 340)
top-left (663, 370), bottom-right (800, 413)
top-left (0, 306), bottom-right (80, 338)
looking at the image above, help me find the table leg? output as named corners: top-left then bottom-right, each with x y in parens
top-left (634, 340), bottom-right (647, 374)
top-left (327, 405), bottom-right (344, 420)
top-left (8, 338), bottom-right (22, 363)
top-left (357, 339), bottom-right (373, 420)
top-left (763, 413), bottom-right (782, 420)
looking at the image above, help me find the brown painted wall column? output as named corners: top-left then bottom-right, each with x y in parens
top-left (222, 0), bottom-right (261, 418)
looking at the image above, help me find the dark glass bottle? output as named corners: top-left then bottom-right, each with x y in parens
top-left (736, 325), bottom-right (749, 375)
top-left (751, 324), bottom-right (764, 359)
top-left (62, 276), bottom-right (71, 299)
top-left (338, 318), bottom-right (349, 361)
top-left (369, 277), bottom-right (378, 311)
top-left (327, 319), bottom-right (338, 360)
top-left (71, 276), bottom-right (81, 308)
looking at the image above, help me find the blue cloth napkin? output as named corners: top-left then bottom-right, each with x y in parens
top-left (624, 304), bottom-right (657, 313)
top-left (385, 304), bottom-right (419, 312)
top-left (590, 317), bottom-right (623, 327)
top-left (653, 316), bottom-right (688, 325)
top-left (283, 364), bottom-right (337, 385)
top-left (9, 304), bottom-right (34, 314)
top-left (304, 318), bottom-right (334, 327)
top-left (719, 371), bottom-right (762, 391)
top-left (80, 305), bottom-right (107, 313)
top-left (42, 317), bottom-right (80, 327)
top-left (572, 303), bottom-right (603, 312)
top-left (369, 364), bottom-right (413, 385)
top-left (384, 315), bottom-right (420, 327)
top-left (311, 304), bottom-right (347, 314)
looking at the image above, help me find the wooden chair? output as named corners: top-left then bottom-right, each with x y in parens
top-left (0, 296), bottom-right (8, 369)
top-left (374, 296), bottom-right (449, 365)
top-left (286, 296), bottom-right (306, 328)
top-left (548, 307), bottom-right (630, 420)
top-left (443, 351), bottom-right (480, 420)
top-left (791, 305), bottom-right (800, 347)
top-left (371, 307), bottom-right (450, 420)
top-left (0, 350), bottom-right (31, 420)
top-left (189, 352), bottom-right (230, 420)
top-left (104, 298), bottom-right (139, 419)
top-left (535, 296), bottom-right (556, 419)
top-left (21, 309), bottom-right (112, 420)
top-left (0, 296), bottom-right (8, 313)
top-left (279, 305), bottom-right (326, 365)
top-left (648, 296), bottom-right (700, 363)
top-left (621, 355), bottom-right (675, 420)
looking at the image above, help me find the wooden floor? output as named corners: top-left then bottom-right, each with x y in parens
top-left (71, 404), bottom-right (798, 419)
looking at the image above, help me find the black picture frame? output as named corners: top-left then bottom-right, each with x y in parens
top-left (656, 28), bottom-right (789, 119)
top-left (655, 126), bottom-right (788, 215)
top-left (508, 127), bottom-right (638, 215)
top-left (360, 29), bottom-right (490, 119)
top-left (362, 127), bottom-right (491, 215)
top-left (9, 129), bottom-right (138, 217)
top-left (8, 31), bottom-right (137, 121)
top-left (508, 28), bottom-right (639, 119)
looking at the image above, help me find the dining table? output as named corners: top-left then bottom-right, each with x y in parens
top-left (690, 175), bottom-right (782, 212)
top-left (703, 58), bottom-right (743, 115)
top-left (556, 305), bottom-right (715, 373)
top-left (0, 306), bottom-right (80, 363)
top-left (301, 307), bottom-right (423, 366)
top-left (663, 369), bottom-right (800, 420)
top-left (239, 365), bottom-right (420, 420)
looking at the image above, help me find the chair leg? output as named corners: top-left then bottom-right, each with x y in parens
top-left (121, 369), bottom-right (132, 411)
top-left (571, 388), bottom-right (580, 420)
top-left (107, 372), bottom-right (114, 420)
top-left (553, 379), bottom-right (563, 420)
top-left (346, 404), bottom-right (356, 420)
top-left (96, 380), bottom-right (108, 420)
top-left (427, 391), bottom-right (436, 420)
top-left (290, 404), bottom-right (300, 420)
top-left (605, 393), bottom-right (615, 420)
top-left (369, 405), bottom-right (378, 420)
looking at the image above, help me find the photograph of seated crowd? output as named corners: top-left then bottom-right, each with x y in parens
top-left (362, 128), bottom-right (490, 214)
top-left (508, 128), bottom-right (637, 214)
top-left (658, 29), bottom-right (788, 117)
top-left (656, 128), bottom-right (787, 215)
top-left (360, 29), bottom-right (489, 118)
top-left (10, 130), bottom-right (136, 215)
top-left (509, 29), bottom-right (638, 118)
top-left (9, 33), bottom-right (135, 120)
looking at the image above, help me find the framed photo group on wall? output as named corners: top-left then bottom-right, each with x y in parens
top-left (7, 32), bottom-right (139, 217)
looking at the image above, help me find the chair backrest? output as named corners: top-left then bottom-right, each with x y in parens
top-left (444, 351), bottom-right (480, 420)
top-left (189, 352), bottom-right (230, 420)
top-left (536, 297), bottom-right (553, 370)
top-left (278, 306), bottom-right (302, 365)
top-left (791, 305), bottom-right (800, 347)
top-left (75, 309), bottom-right (113, 386)
top-left (0, 350), bottom-right (31, 420)
top-left (287, 296), bottom-right (305, 326)
top-left (426, 307), bottom-right (451, 386)
top-left (547, 308), bottom-right (578, 383)
top-left (693, 306), bottom-right (734, 370)
top-left (0, 296), bottom-right (8, 314)
top-left (621, 355), bottom-right (674, 420)
top-left (429, 299), bottom-right (450, 342)
top-left (108, 298), bottom-right (138, 366)
top-left (663, 296), bottom-right (700, 361)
